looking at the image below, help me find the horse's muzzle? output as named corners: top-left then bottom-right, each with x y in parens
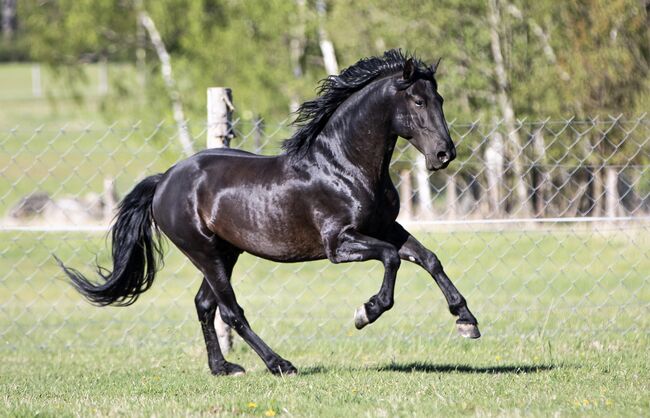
top-left (424, 152), bottom-right (452, 171)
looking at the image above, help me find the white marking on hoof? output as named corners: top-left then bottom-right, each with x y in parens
top-left (354, 305), bottom-right (369, 329)
top-left (230, 370), bottom-right (246, 377)
top-left (456, 323), bottom-right (481, 339)
top-left (408, 256), bottom-right (416, 262)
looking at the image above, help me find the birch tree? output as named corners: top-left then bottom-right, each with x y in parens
top-left (487, 0), bottom-right (531, 217)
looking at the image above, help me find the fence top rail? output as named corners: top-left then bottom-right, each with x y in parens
top-left (2, 216), bottom-right (649, 233)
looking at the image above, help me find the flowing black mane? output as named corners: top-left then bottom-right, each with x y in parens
top-left (283, 49), bottom-right (435, 156)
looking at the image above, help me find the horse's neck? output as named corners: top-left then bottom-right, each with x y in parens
top-left (310, 81), bottom-right (397, 185)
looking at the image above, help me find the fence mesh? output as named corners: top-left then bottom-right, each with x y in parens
top-left (1, 116), bottom-right (648, 352)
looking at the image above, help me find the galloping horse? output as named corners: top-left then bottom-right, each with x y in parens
top-left (57, 50), bottom-right (480, 376)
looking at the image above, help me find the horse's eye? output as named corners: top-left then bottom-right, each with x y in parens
top-left (414, 99), bottom-right (424, 107)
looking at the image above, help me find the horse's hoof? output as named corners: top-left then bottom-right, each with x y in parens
top-left (270, 360), bottom-right (298, 376)
top-left (354, 305), bottom-right (370, 329)
top-left (211, 361), bottom-right (246, 376)
top-left (457, 323), bottom-right (481, 339)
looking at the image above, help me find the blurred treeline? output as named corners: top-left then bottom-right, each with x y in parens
top-left (1, 0), bottom-right (648, 218)
top-left (1, 0), bottom-right (648, 124)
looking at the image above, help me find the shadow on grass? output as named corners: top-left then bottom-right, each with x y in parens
top-left (376, 362), bottom-right (557, 374)
top-left (296, 363), bottom-right (557, 375)
top-left (299, 365), bottom-right (328, 375)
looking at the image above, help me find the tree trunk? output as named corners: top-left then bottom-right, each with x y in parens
top-left (592, 165), bottom-right (603, 217)
top-left (415, 154), bottom-right (434, 219)
top-left (289, 0), bottom-right (307, 113)
top-left (135, 0), bottom-right (147, 93)
top-left (399, 169), bottom-right (413, 221)
top-left (1, 0), bottom-right (16, 41)
top-left (446, 174), bottom-right (458, 220)
top-left (316, 0), bottom-right (339, 75)
top-left (605, 166), bottom-right (620, 218)
top-left (532, 128), bottom-right (549, 217)
top-left (139, 11), bottom-right (194, 156)
top-left (487, 0), bottom-right (531, 217)
top-left (485, 129), bottom-right (505, 217)
top-left (31, 64), bottom-right (42, 98)
top-left (98, 56), bottom-right (109, 96)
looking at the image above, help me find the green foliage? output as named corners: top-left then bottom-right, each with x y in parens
top-left (10, 0), bottom-right (649, 125)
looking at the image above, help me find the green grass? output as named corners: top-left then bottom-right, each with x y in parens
top-left (0, 63), bottom-right (114, 127)
top-left (1, 228), bottom-right (649, 416)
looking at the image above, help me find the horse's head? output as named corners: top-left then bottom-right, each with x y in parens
top-left (391, 58), bottom-right (455, 171)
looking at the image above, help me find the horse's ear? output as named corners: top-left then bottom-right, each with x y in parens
top-left (430, 57), bottom-right (442, 75)
top-left (403, 58), bottom-right (416, 80)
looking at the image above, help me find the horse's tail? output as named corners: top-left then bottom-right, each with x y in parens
top-left (55, 174), bottom-right (165, 306)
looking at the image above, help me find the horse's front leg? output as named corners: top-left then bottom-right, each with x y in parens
top-left (323, 227), bottom-right (401, 329)
top-left (386, 223), bottom-right (481, 338)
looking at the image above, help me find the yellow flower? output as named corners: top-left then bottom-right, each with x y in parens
top-left (495, 355), bottom-right (502, 361)
top-left (265, 409), bottom-right (276, 416)
top-left (605, 399), bottom-right (613, 406)
top-left (583, 399), bottom-right (589, 406)
top-left (247, 402), bottom-right (257, 409)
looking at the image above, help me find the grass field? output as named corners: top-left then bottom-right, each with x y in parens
top-left (1, 228), bottom-right (649, 416)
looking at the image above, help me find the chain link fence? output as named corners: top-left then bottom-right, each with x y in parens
top-left (1, 116), bottom-right (648, 351)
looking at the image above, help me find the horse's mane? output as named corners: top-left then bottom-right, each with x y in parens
top-left (282, 49), bottom-right (434, 157)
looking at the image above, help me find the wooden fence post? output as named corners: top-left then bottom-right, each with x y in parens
top-left (398, 169), bottom-right (413, 221)
top-left (207, 87), bottom-right (235, 148)
top-left (206, 87), bottom-right (234, 353)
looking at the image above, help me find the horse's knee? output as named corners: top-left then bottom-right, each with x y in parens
top-left (423, 252), bottom-right (443, 274)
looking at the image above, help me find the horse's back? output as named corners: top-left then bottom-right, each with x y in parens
top-left (152, 149), bottom-right (327, 262)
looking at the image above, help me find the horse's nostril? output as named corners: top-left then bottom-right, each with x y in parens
top-left (437, 151), bottom-right (449, 164)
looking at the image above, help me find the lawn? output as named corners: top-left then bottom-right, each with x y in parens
top-left (1, 227), bottom-right (648, 416)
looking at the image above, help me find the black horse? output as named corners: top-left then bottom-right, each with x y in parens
top-left (57, 50), bottom-right (480, 376)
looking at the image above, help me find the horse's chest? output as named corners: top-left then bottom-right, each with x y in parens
top-left (356, 185), bottom-right (400, 228)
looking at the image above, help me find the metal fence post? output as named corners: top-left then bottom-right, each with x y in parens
top-left (206, 87), bottom-right (234, 353)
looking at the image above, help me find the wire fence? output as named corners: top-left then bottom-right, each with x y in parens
top-left (1, 116), bottom-right (648, 351)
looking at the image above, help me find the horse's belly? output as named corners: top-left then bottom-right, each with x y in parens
top-left (209, 198), bottom-right (326, 262)
top-left (220, 224), bottom-right (326, 262)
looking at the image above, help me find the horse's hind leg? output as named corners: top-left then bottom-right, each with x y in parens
top-left (195, 278), bottom-right (244, 376)
top-left (188, 246), bottom-right (297, 375)
top-left (210, 270), bottom-right (297, 375)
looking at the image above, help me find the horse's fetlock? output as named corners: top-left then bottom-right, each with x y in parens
top-left (448, 297), bottom-right (467, 316)
top-left (381, 297), bottom-right (394, 310)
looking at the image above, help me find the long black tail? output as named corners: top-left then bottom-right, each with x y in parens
top-left (55, 174), bottom-right (165, 306)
